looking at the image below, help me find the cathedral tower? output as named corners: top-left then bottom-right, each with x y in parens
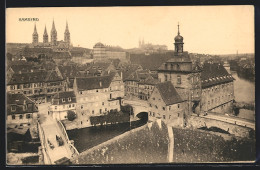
top-left (51, 19), bottom-right (57, 46)
top-left (64, 21), bottom-right (70, 44)
top-left (32, 23), bottom-right (38, 45)
top-left (174, 23), bottom-right (184, 53)
top-left (43, 25), bottom-right (48, 43)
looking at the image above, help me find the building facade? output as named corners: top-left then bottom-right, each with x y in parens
top-left (148, 81), bottom-right (185, 126)
top-left (48, 91), bottom-right (77, 120)
top-left (7, 93), bottom-right (38, 126)
top-left (73, 72), bottom-right (124, 128)
top-left (157, 24), bottom-right (202, 114)
top-left (200, 63), bottom-right (235, 114)
top-left (93, 42), bottom-right (106, 60)
top-left (7, 69), bottom-right (66, 103)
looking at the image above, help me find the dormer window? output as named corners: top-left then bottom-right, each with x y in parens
top-left (62, 98), bottom-right (65, 102)
top-left (68, 97), bottom-right (71, 102)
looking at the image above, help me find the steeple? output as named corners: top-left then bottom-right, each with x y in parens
top-left (177, 22), bottom-right (180, 35)
top-left (51, 19), bottom-right (57, 46)
top-left (174, 22), bottom-right (184, 53)
top-left (32, 23), bottom-right (38, 44)
top-left (43, 25), bottom-right (48, 43)
top-left (64, 20), bottom-right (70, 44)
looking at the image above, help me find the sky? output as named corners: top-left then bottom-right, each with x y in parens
top-left (6, 6), bottom-right (254, 55)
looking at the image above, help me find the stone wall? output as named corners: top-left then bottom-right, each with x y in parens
top-left (72, 120), bottom-right (170, 164)
top-left (187, 115), bottom-right (253, 138)
top-left (172, 127), bottom-right (255, 163)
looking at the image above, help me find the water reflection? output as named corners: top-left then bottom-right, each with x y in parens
top-left (67, 119), bottom-right (146, 153)
top-left (232, 71), bottom-right (255, 103)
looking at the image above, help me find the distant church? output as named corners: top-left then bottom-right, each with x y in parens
top-left (32, 20), bottom-right (72, 51)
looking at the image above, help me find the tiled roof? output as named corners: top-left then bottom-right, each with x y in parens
top-left (8, 71), bottom-right (48, 85)
top-left (156, 81), bottom-right (184, 105)
top-left (58, 66), bottom-right (81, 79)
top-left (139, 76), bottom-right (159, 85)
top-left (7, 93), bottom-right (38, 115)
top-left (9, 64), bottom-right (38, 73)
top-left (52, 52), bottom-right (71, 59)
top-left (52, 91), bottom-right (76, 105)
top-left (201, 63), bottom-right (235, 88)
top-left (75, 74), bottom-right (114, 91)
top-left (7, 70), bottom-right (63, 85)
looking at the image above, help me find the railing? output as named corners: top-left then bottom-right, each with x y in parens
top-left (37, 122), bottom-right (52, 164)
top-left (56, 119), bottom-right (79, 156)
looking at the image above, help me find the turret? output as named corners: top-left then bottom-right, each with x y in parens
top-left (174, 23), bottom-right (184, 53)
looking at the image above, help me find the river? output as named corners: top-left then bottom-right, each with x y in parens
top-left (67, 119), bottom-right (147, 153)
top-left (231, 71), bottom-right (255, 121)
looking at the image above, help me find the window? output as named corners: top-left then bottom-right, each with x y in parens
top-left (153, 112), bottom-right (155, 117)
top-left (11, 105), bottom-right (16, 112)
top-left (102, 102), bottom-right (104, 106)
top-left (69, 104), bottom-right (71, 108)
top-left (177, 64), bottom-right (180, 70)
top-left (177, 75), bottom-right (181, 84)
top-left (178, 104), bottom-right (180, 108)
top-left (79, 91), bottom-right (82, 94)
top-left (169, 106), bottom-right (171, 110)
top-left (96, 90), bottom-right (99, 92)
top-left (162, 107), bottom-right (165, 111)
top-left (110, 94), bottom-right (112, 99)
top-left (10, 85), bottom-right (15, 90)
top-left (72, 104), bottom-right (74, 107)
top-left (62, 98), bottom-right (65, 102)
top-left (178, 113), bottom-right (180, 117)
top-left (100, 109), bottom-right (102, 114)
top-left (26, 114), bottom-right (31, 119)
top-left (19, 115), bottom-right (23, 119)
top-left (164, 74), bottom-right (167, 81)
top-left (81, 105), bottom-right (83, 109)
top-left (163, 115), bottom-right (166, 119)
top-left (55, 106), bottom-right (57, 110)
top-left (68, 97), bottom-right (71, 102)
top-left (12, 115), bottom-right (15, 120)
top-left (92, 110), bottom-right (94, 114)
top-left (155, 105), bottom-right (158, 109)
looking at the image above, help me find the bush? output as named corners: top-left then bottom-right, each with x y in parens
top-left (67, 110), bottom-right (77, 121)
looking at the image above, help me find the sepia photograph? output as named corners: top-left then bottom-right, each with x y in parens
top-left (5, 5), bottom-right (255, 165)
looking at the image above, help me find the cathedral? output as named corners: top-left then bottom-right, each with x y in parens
top-left (32, 20), bottom-right (72, 51)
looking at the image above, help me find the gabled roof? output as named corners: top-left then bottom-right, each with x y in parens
top-left (75, 74), bottom-right (114, 91)
top-left (7, 93), bottom-right (38, 115)
top-left (155, 81), bottom-right (184, 105)
top-left (201, 63), bottom-right (234, 88)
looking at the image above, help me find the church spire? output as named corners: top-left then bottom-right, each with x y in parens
top-left (44, 25), bottom-right (48, 35)
top-left (64, 20), bottom-right (70, 44)
top-left (177, 22), bottom-right (180, 35)
top-left (32, 23), bottom-right (38, 44)
top-left (33, 23), bottom-right (38, 35)
top-left (51, 19), bottom-right (57, 46)
top-left (43, 25), bottom-right (48, 43)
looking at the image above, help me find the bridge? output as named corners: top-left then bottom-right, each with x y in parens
top-left (37, 103), bottom-right (79, 164)
top-left (122, 98), bottom-right (150, 117)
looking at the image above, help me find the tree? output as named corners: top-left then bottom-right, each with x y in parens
top-left (67, 110), bottom-right (77, 121)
